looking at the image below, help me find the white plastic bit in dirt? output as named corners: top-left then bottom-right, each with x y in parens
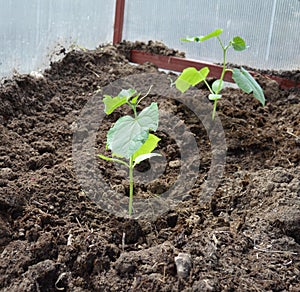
top-left (174, 252), bottom-right (192, 278)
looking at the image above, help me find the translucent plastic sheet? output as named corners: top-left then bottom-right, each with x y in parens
top-left (1, 0), bottom-right (299, 78)
top-left (0, 0), bottom-right (115, 77)
top-left (123, 0), bottom-right (300, 70)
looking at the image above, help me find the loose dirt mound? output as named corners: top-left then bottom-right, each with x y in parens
top-left (0, 43), bottom-right (299, 291)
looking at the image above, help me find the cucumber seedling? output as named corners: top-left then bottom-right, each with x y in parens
top-left (98, 88), bottom-right (160, 216)
top-left (175, 28), bottom-right (265, 119)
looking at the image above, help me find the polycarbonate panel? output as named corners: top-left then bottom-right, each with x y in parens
top-left (123, 0), bottom-right (300, 70)
top-left (0, 0), bottom-right (115, 78)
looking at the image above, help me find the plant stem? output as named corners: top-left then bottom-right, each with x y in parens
top-left (128, 102), bottom-right (138, 118)
top-left (219, 49), bottom-right (227, 90)
top-left (216, 37), bottom-right (228, 94)
top-left (212, 100), bottom-right (217, 120)
top-left (204, 80), bottom-right (214, 94)
top-left (210, 37), bottom-right (230, 120)
top-left (128, 156), bottom-right (134, 216)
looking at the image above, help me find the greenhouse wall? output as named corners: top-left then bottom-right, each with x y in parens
top-left (0, 0), bottom-right (115, 78)
top-left (1, 0), bottom-right (299, 79)
top-left (123, 0), bottom-right (300, 71)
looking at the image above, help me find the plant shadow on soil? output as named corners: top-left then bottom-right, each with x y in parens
top-left (0, 41), bottom-right (300, 291)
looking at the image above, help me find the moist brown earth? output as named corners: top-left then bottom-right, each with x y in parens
top-left (0, 43), bottom-right (299, 291)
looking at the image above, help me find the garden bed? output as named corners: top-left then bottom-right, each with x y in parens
top-left (0, 43), bottom-right (299, 291)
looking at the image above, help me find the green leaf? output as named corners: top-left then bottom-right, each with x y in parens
top-left (231, 36), bottom-right (247, 51)
top-left (232, 69), bottom-right (252, 93)
top-left (107, 102), bottom-right (159, 158)
top-left (103, 89), bottom-right (136, 115)
top-left (208, 94), bottom-right (222, 101)
top-left (175, 67), bottom-right (209, 93)
top-left (180, 29), bottom-right (223, 43)
top-left (212, 79), bottom-right (224, 93)
top-left (103, 95), bottom-right (127, 115)
top-left (132, 133), bottom-right (160, 162)
top-left (180, 36), bottom-right (201, 42)
top-left (134, 153), bottom-right (161, 165)
top-left (232, 68), bottom-right (265, 106)
top-left (131, 94), bottom-right (140, 105)
top-left (118, 88), bottom-right (137, 100)
top-left (199, 28), bottom-right (223, 42)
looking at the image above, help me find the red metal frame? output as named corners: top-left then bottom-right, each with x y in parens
top-left (113, 0), bottom-right (299, 89)
top-left (130, 50), bottom-right (234, 82)
top-left (113, 0), bottom-right (126, 45)
top-left (130, 50), bottom-right (299, 89)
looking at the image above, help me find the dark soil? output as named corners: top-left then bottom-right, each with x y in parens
top-left (0, 42), bottom-right (299, 291)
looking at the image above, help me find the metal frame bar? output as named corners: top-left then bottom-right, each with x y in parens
top-left (130, 50), bottom-right (299, 89)
top-left (113, 0), bottom-right (126, 45)
top-left (130, 50), bottom-right (233, 82)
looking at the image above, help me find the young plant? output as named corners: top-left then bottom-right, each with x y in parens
top-left (175, 28), bottom-right (265, 119)
top-left (98, 88), bottom-right (160, 216)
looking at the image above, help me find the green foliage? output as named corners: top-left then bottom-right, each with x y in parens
top-left (231, 36), bottom-right (247, 51)
top-left (175, 67), bottom-right (209, 93)
top-left (99, 88), bottom-right (160, 216)
top-left (180, 28), bottom-right (223, 43)
top-left (212, 79), bottom-right (224, 93)
top-left (132, 133), bottom-right (160, 162)
top-left (103, 88), bottom-right (137, 115)
top-left (107, 103), bottom-right (158, 159)
top-left (176, 28), bottom-right (265, 119)
top-left (232, 67), bottom-right (265, 106)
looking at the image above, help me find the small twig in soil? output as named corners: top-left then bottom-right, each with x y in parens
top-left (87, 68), bottom-right (100, 78)
top-left (122, 232), bottom-right (125, 252)
top-left (286, 128), bottom-right (300, 139)
top-left (55, 272), bottom-right (68, 291)
top-left (75, 217), bottom-right (83, 229)
top-left (254, 245), bottom-right (298, 255)
top-left (67, 233), bottom-right (73, 246)
top-left (283, 260), bottom-right (293, 266)
top-left (152, 262), bottom-right (166, 283)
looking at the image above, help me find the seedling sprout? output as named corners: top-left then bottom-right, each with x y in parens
top-left (175, 28), bottom-right (265, 119)
top-left (98, 88), bottom-right (160, 216)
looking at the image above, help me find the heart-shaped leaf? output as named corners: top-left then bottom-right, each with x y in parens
top-left (231, 36), bottom-right (247, 51)
top-left (103, 88), bottom-right (137, 114)
top-left (176, 67), bottom-right (209, 93)
top-left (107, 102), bottom-right (159, 158)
